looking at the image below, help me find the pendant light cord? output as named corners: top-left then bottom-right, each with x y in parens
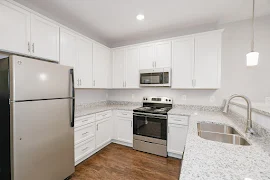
top-left (251, 0), bottom-right (255, 52)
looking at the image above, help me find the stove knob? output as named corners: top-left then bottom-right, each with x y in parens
top-left (169, 99), bottom-right (171, 102)
top-left (146, 98), bottom-right (148, 100)
top-left (166, 99), bottom-right (168, 101)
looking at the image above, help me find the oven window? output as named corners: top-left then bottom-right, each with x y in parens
top-left (133, 115), bottom-right (167, 140)
top-left (140, 73), bottom-right (163, 84)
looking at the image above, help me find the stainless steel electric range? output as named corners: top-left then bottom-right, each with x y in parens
top-left (133, 97), bottom-right (173, 157)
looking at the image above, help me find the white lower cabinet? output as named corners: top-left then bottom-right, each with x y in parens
top-left (95, 117), bottom-right (112, 149)
top-left (75, 137), bottom-right (95, 163)
top-left (167, 115), bottom-right (189, 159)
top-left (116, 117), bottom-right (133, 144)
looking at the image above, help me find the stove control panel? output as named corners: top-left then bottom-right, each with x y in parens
top-left (143, 97), bottom-right (173, 104)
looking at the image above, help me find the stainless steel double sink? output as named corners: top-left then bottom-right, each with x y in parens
top-left (197, 122), bottom-right (250, 146)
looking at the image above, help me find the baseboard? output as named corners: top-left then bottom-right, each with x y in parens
top-left (75, 140), bottom-right (112, 166)
top-left (112, 139), bottom-right (133, 147)
top-left (168, 152), bottom-right (183, 159)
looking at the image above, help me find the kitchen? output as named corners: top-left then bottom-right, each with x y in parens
top-left (0, 0), bottom-right (270, 180)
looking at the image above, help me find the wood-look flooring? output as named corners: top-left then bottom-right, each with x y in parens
top-left (71, 143), bottom-right (181, 180)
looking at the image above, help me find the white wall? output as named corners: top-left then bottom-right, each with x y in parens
top-left (108, 15), bottom-right (270, 106)
top-left (75, 89), bottom-right (108, 104)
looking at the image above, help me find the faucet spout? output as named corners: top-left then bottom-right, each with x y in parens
top-left (223, 94), bottom-right (254, 134)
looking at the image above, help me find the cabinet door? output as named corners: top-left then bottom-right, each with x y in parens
top-left (168, 124), bottom-right (188, 155)
top-left (112, 48), bottom-right (125, 88)
top-left (96, 118), bottom-right (112, 149)
top-left (116, 117), bottom-right (133, 144)
top-left (76, 36), bottom-right (93, 88)
top-left (125, 47), bottom-right (139, 88)
top-left (139, 44), bottom-right (154, 69)
top-left (93, 43), bottom-right (109, 88)
top-left (172, 37), bottom-right (194, 88)
top-left (155, 41), bottom-right (171, 68)
top-left (30, 14), bottom-right (59, 61)
top-left (194, 33), bottom-right (221, 89)
top-left (0, 1), bottom-right (30, 54)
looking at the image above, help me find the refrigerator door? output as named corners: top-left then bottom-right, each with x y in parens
top-left (10, 55), bottom-right (73, 101)
top-left (11, 99), bottom-right (74, 180)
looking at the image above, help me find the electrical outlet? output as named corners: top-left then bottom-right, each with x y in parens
top-left (106, 93), bottom-right (108, 99)
top-left (210, 96), bottom-right (216, 102)
top-left (181, 95), bottom-right (187, 101)
top-left (132, 94), bottom-right (135, 99)
top-left (265, 97), bottom-right (270, 105)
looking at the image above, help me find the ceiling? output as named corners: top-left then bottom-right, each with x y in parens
top-left (14, 0), bottom-right (270, 47)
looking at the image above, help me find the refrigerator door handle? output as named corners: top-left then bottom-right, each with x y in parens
top-left (70, 69), bottom-right (75, 127)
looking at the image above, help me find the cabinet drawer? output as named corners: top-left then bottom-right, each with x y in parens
top-left (75, 123), bottom-right (95, 144)
top-left (116, 110), bottom-right (133, 118)
top-left (96, 110), bottom-right (112, 121)
top-left (168, 115), bottom-right (188, 125)
top-left (75, 114), bottom-right (95, 128)
top-left (75, 137), bottom-right (95, 162)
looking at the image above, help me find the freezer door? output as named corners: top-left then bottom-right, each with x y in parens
top-left (11, 99), bottom-right (74, 180)
top-left (10, 55), bottom-right (73, 101)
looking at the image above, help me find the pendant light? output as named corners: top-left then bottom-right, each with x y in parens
top-left (246, 0), bottom-right (259, 66)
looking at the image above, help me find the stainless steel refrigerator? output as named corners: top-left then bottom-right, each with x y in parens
top-left (0, 55), bottom-right (75, 180)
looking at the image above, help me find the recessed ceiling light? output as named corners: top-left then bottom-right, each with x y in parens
top-left (136, 14), bottom-right (144, 21)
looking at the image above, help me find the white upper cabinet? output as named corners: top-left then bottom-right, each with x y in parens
top-left (155, 41), bottom-right (171, 68)
top-left (139, 44), bottom-right (155, 69)
top-left (194, 32), bottom-right (221, 89)
top-left (112, 47), bottom-right (139, 89)
top-left (60, 28), bottom-right (77, 67)
top-left (93, 43), bottom-right (110, 88)
top-left (112, 48), bottom-right (125, 88)
top-left (171, 30), bottom-right (223, 89)
top-left (30, 14), bottom-right (59, 62)
top-left (76, 36), bottom-right (93, 88)
top-left (172, 37), bottom-right (194, 89)
top-left (125, 47), bottom-right (139, 88)
top-left (0, 1), bottom-right (30, 55)
top-left (139, 41), bottom-right (171, 70)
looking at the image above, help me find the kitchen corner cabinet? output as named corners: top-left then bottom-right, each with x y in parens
top-left (139, 41), bottom-right (171, 70)
top-left (172, 30), bottom-right (223, 89)
top-left (93, 43), bottom-right (110, 88)
top-left (112, 47), bottom-right (139, 89)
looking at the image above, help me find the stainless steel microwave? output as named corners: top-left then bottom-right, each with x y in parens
top-left (140, 68), bottom-right (171, 87)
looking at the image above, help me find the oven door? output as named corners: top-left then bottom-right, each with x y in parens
top-left (133, 113), bottom-right (167, 140)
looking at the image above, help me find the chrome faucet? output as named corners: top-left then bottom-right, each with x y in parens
top-left (223, 94), bottom-right (254, 134)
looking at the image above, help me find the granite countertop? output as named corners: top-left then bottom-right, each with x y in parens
top-left (75, 104), bottom-right (141, 118)
top-left (180, 111), bottom-right (270, 180)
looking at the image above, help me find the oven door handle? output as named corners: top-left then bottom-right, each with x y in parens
top-left (133, 113), bottom-right (167, 120)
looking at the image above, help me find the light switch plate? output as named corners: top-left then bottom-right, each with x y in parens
top-left (265, 97), bottom-right (270, 105)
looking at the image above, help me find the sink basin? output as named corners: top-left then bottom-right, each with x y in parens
top-left (197, 122), bottom-right (240, 135)
top-left (198, 131), bottom-right (250, 146)
top-left (197, 122), bottom-right (250, 146)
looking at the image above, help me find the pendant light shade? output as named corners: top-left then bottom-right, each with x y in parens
top-left (246, 52), bottom-right (259, 66)
top-left (246, 0), bottom-right (259, 66)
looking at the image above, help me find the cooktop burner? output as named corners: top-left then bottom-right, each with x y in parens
top-left (133, 106), bottom-right (172, 115)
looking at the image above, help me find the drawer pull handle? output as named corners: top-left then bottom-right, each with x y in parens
top-left (82, 147), bottom-right (89, 152)
top-left (82, 132), bottom-right (89, 136)
top-left (82, 120), bottom-right (88, 122)
top-left (122, 113), bottom-right (128, 115)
